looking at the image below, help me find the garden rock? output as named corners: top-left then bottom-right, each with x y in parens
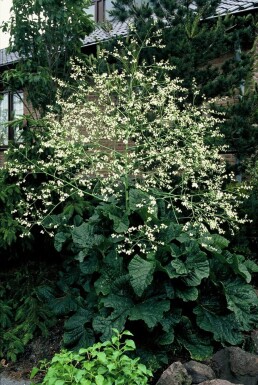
top-left (212, 347), bottom-right (258, 385)
top-left (184, 361), bottom-right (215, 384)
top-left (156, 361), bottom-right (192, 385)
top-left (251, 330), bottom-right (258, 354)
top-left (198, 380), bottom-right (242, 385)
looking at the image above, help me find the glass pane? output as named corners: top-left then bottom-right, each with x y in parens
top-left (13, 92), bottom-right (24, 143)
top-left (85, 3), bottom-right (95, 19)
top-left (105, 0), bottom-right (113, 20)
top-left (0, 94), bottom-right (9, 146)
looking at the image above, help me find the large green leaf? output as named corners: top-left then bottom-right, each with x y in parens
top-left (166, 244), bottom-right (209, 286)
top-left (245, 260), bottom-right (258, 273)
top-left (223, 278), bottom-right (258, 330)
top-left (129, 298), bottom-right (170, 328)
top-left (102, 294), bottom-right (133, 313)
top-left (223, 251), bottom-right (252, 283)
top-left (158, 308), bottom-right (182, 345)
top-left (129, 189), bottom-right (158, 219)
top-left (158, 329), bottom-right (175, 345)
top-left (163, 223), bottom-right (182, 243)
top-left (170, 258), bottom-right (187, 275)
top-left (63, 308), bottom-right (94, 349)
top-left (194, 305), bottom-right (243, 345)
top-left (108, 213), bottom-right (129, 233)
top-left (160, 308), bottom-right (182, 332)
top-left (54, 231), bottom-right (70, 252)
top-left (199, 233), bottom-right (229, 253)
top-left (50, 294), bottom-right (78, 316)
top-left (94, 295), bottom-right (133, 340)
top-left (128, 255), bottom-right (156, 296)
top-left (93, 312), bottom-right (128, 342)
top-left (72, 222), bottom-right (104, 259)
top-left (178, 317), bottom-right (213, 360)
top-left (175, 286), bottom-right (198, 302)
top-left (183, 246), bottom-right (209, 286)
top-left (80, 255), bottom-right (99, 275)
top-left (128, 189), bottom-right (150, 211)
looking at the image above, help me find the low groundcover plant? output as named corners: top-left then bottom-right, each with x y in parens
top-left (30, 330), bottom-right (152, 385)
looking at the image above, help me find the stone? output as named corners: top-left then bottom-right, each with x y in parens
top-left (250, 330), bottom-right (258, 355)
top-left (229, 347), bottom-right (258, 377)
top-left (198, 380), bottom-right (242, 385)
top-left (156, 361), bottom-right (192, 385)
top-left (184, 360), bottom-right (215, 384)
top-left (212, 347), bottom-right (258, 385)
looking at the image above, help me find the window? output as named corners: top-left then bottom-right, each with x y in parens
top-left (0, 92), bottom-right (24, 146)
top-left (85, 0), bottom-right (114, 23)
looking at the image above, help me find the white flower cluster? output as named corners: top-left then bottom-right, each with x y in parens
top-left (4, 38), bottom-right (249, 236)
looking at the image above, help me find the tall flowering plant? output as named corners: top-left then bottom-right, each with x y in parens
top-left (3, 39), bottom-right (258, 364)
top-left (5, 38), bottom-right (247, 238)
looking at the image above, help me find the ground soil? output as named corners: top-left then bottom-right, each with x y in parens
top-left (0, 323), bottom-right (63, 382)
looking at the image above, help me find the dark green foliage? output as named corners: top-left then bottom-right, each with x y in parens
top-left (0, 265), bottom-right (56, 362)
top-left (43, 188), bottom-right (258, 368)
top-left (109, 0), bottom-right (258, 160)
top-left (1, 0), bottom-right (94, 114)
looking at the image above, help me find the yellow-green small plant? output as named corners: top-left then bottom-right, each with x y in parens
top-left (30, 330), bottom-right (152, 385)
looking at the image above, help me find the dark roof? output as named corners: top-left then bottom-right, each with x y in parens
top-left (1, 1), bottom-right (258, 67)
top-left (83, 21), bottom-right (128, 47)
top-left (0, 21), bottom-right (128, 67)
top-left (216, 0), bottom-right (258, 15)
top-left (0, 49), bottom-right (19, 67)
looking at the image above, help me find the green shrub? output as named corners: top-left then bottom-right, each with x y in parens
top-left (41, 191), bottom-right (258, 368)
top-left (0, 265), bottom-right (56, 362)
top-left (30, 330), bottom-right (152, 385)
top-left (2, 39), bottom-right (257, 368)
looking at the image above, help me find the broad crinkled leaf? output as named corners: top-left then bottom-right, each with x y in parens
top-left (194, 305), bottom-right (243, 345)
top-left (94, 264), bottom-right (125, 295)
top-left (129, 189), bottom-right (158, 219)
top-left (160, 308), bottom-right (182, 332)
top-left (102, 294), bottom-right (133, 313)
top-left (163, 223), bottom-right (182, 243)
top-left (199, 233), bottom-right (229, 253)
top-left (175, 286), bottom-right (198, 301)
top-left (63, 308), bottom-right (94, 349)
top-left (129, 298), bottom-right (170, 328)
top-left (245, 259), bottom-right (258, 273)
top-left (50, 294), bottom-right (78, 316)
top-left (178, 317), bottom-right (213, 360)
top-left (158, 329), bottom-right (175, 345)
top-left (72, 222), bottom-right (104, 256)
top-left (94, 294), bottom-right (133, 340)
top-left (183, 246), bottom-right (209, 286)
top-left (171, 258), bottom-right (188, 275)
top-left (166, 244), bottom-right (209, 286)
top-left (179, 333), bottom-right (213, 361)
top-left (128, 254), bottom-right (156, 296)
top-left (223, 252), bottom-right (251, 283)
top-left (129, 189), bottom-right (150, 211)
top-left (93, 312), bottom-right (127, 341)
top-left (54, 231), bottom-right (70, 252)
top-left (80, 255), bottom-right (99, 275)
top-left (223, 278), bottom-right (258, 330)
top-left (108, 213), bottom-right (129, 233)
